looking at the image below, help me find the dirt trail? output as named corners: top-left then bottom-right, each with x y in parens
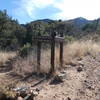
top-left (0, 55), bottom-right (100, 100)
top-left (35, 55), bottom-right (100, 100)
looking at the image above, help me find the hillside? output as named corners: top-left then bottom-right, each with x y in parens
top-left (67, 17), bottom-right (91, 28)
top-left (1, 10), bottom-right (100, 50)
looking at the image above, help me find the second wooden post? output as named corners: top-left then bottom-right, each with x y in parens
top-left (50, 32), bottom-right (56, 74)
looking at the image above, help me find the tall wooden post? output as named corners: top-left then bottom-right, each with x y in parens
top-left (59, 32), bottom-right (63, 67)
top-left (33, 30), bottom-right (64, 75)
top-left (37, 33), bottom-right (41, 73)
top-left (49, 32), bottom-right (56, 74)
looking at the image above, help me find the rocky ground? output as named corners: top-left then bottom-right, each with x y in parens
top-left (0, 55), bottom-right (100, 100)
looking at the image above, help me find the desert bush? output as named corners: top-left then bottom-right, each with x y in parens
top-left (19, 43), bottom-right (31, 57)
top-left (65, 35), bottom-right (75, 42)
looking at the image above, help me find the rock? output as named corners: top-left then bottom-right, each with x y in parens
top-left (77, 58), bottom-right (83, 61)
top-left (69, 62), bottom-right (77, 67)
top-left (78, 61), bottom-right (84, 66)
top-left (84, 80), bottom-right (94, 90)
top-left (35, 87), bottom-right (42, 92)
top-left (50, 75), bottom-right (64, 85)
top-left (20, 91), bottom-right (27, 98)
top-left (58, 73), bottom-right (66, 79)
top-left (67, 97), bottom-right (71, 100)
top-left (32, 91), bottom-right (39, 96)
top-left (77, 67), bottom-right (83, 72)
top-left (17, 96), bottom-right (24, 100)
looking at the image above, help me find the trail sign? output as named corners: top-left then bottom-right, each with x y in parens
top-left (33, 32), bottom-right (64, 74)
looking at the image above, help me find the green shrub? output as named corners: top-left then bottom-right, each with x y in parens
top-left (19, 43), bottom-right (31, 57)
top-left (65, 35), bottom-right (75, 42)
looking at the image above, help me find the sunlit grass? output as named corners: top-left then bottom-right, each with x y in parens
top-left (0, 51), bottom-right (16, 67)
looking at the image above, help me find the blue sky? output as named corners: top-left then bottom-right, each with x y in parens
top-left (0, 0), bottom-right (100, 24)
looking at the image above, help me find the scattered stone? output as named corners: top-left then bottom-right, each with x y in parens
top-left (77, 57), bottom-right (83, 61)
top-left (84, 80), bottom-right (94, 90)
top-left (78, 89), bottom-right (85, 95)
top-left (35, 87), bottom-right (42, 92)
top-left (60, 70), bottom-right (66, 74)
top-left (50, 74), bottom-right (64, 85)
top-left (69, 62), bottom-right (77, 67)
top-left (58, 73), bottom-right (66, 79)
top-left (77, 61), bottom-right (84, 67)
top-left (67, 97), bottom-right (71, 100)
top-left (17, 96), bottom-right (24, 100)
top-left (20, 91), bottom-right (27, 98)
top-left (32, 91), bottom-right (39, 96)
top-left (77, 67), bottom-right (83, 72)
top-left (65, 61), bottom-right (77, 67)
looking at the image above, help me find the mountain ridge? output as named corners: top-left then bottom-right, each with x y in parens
top-left (27, 17), bottom-right (92, 28)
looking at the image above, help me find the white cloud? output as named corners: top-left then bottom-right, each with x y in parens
top-left (54, 0), bottom-right (100, 20)
top-left (14, 0), bottom-right (56, 18)
top-left (14, 0), bottom-right (100, 21)
top-left (23, 0), bottom-right (55, 16)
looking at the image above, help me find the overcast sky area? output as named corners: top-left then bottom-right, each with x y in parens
top-left (0, 0), bottom-right (100, 24)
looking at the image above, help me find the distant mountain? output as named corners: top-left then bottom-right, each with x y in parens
top-left (67, 17), bottom-right (91, 28)
top-left (33, 19), bottom-right (55, 23)
top-left (26, 17), bottom-right (91, 28)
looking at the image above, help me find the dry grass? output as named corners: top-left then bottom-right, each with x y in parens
top-left (13, 56), bottom-right (37, 76)
top-left (0, 51), bottom-right (16, 67)
top-left (12, 40), bottom-right (100, 75)
top-left (64, 40), bottom-right (100, 64)
top-left (13, 49), bottom-right (51, 76)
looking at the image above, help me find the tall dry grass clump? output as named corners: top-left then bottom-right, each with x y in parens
top-left (64, 40), bottom-right (100, 64)
top-left (13, 48), bottom-right (51, 76)
top-left (0, 51), bottom-right (16, 67)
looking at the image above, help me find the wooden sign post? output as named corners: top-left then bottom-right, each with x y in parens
top-left (59, 32), bottom-right (63, 67)
top-left (33, 32), bottom-right (64, 74)
top-left (37, 33), bottom-right (41, 73)
top-left (49, 32), bottom-right (56, 74)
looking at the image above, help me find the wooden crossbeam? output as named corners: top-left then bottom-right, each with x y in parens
top-left (55, 36), bottom-right (64, 42)
top-left (33, 36), bottom-right (64, 42)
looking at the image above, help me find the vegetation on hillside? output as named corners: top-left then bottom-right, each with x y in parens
top-left (1, 10), bottom-right (100, 51)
